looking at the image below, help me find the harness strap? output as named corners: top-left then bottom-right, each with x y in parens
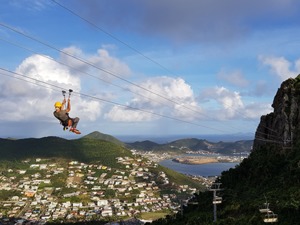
top-left (53, 111), bottom-right (72, 127)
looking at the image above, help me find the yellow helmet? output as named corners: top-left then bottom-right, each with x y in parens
top-left (54, 102), bottom-right (62, 108)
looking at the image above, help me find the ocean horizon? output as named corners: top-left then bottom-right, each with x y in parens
top-left (117, 133), bottom-right (254, 144)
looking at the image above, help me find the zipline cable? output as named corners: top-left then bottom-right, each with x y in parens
top-left (0, 19), bottom-right (277, 139)
top-left (0, 23), bottom-right (202, 113)
top-left (0, 68), bottom-right (283, 145)
top-left (0, 22), bottom-right (245, 133)
top-left (50, 1), bottom-right (267, 135)
top-left (0, 36), bottom-right (180, 110)
top-left (0, 35), bottom-right (233, 131)
top-left (51, 0), bottom-right (177, 77)
top-left (0, 67), bottom-right (229, 133)
top-left (0, 37), bottom-right (274, 140)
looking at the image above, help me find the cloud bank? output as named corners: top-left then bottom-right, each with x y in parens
top-left (0, 44), bottom-right (279, 136)
top-left (0, 54), bottom-right (101, 123)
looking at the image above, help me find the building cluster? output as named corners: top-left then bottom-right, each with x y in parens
top-left (132, 150), bottom-right (172, 162)
top-left (0, 155), bottom-right (197, 224)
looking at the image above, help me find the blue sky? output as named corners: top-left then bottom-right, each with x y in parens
top-left (1, 0), bottom-right (300, 139)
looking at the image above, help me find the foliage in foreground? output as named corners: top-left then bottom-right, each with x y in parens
top-left (148, 142), bottom-right (300, 225)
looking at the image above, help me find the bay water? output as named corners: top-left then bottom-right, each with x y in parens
top-left (159, 158), bottom-right (239, 177)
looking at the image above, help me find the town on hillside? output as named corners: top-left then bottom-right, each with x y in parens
top-left (0, 150), bottom-right (212, 224)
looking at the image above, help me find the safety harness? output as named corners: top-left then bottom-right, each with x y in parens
top-left (54, 89), bottom-right (73, 131)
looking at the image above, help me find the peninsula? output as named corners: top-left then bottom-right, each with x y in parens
top-left (172, 157), bottom-right (218, 165)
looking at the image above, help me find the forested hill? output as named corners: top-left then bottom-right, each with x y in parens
top-left (0, 131), bottom-right (205, 193)
top-left (0, 135), bottom-right (130, 167)
top-left (126, 138), bottom-right (253, 155)
top-left (148, 76), bottom-right (300, 225)
top-left (82, 131), bottom-right (124, 146)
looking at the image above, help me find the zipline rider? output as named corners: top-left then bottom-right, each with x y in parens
top-left (54, 95), bottom-right (81, 134)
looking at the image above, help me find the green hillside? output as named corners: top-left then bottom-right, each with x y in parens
top-left (127, 138), bottom-right (253, 154)
top-left (125, 140), bottom-right (160, 151)
top-left (148, 143), bottom-right (300, 225)
top-left (0, 134), bottom-right (204, 191)
top-left (153, 165), bottom-right (206, 191)
top-left (81, 131), bottom-right (124, 146)
top-left (0, 136), bottom-right (130, 167)
top-left (148, 76), bottom-right (300, 225)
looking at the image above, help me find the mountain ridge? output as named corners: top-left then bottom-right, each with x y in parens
top-left (0, 131), bottom-right (253, 155)
top-left (0, 135), bottom-right (130, 166)
top-left (81, 131), bottom-right (124, 146)
top-left (126, 138), bottom-right (253, 155)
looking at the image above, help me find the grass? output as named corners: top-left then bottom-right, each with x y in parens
top-left (139, 211), bottom-right (170, 221)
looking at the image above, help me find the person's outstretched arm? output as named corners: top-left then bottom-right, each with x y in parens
top-left (66, 99), bottom-right (71, 113)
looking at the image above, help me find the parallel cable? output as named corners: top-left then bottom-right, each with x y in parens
top-left (255, 130), bottom-right (283, 141)
top-left (51, 1), bottom-right (271, 138)
top-left (0, 20), bottom-right (276, 139)
top-left (51, 0), bottom-right (258, 134)
top-left (0, 23), bottom-right (272, 140)
top-left (0, 35), bottom-right (227, 131)
top-left (254, 137), bottom-right (284, 145)
top-left (0, 67), bottom-right (228, 133)
top-left (50, 0), bottom-right (261, 134)
top-left (0, 36), bottom-right (177, 109)
top-left (1, 69), bottom-right (282, 145)
top-left (51, 0), bottom-right (176, 77)
top-left (0, 22), bottom-right (240, 132)
top-left (0, 23), bottom-right (192, 108)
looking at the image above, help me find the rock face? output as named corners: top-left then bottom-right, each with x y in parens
top-left (254, 75), bottom-right (300, 151)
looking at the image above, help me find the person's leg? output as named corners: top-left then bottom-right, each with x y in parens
top-left (70, 117), bottom-right (81, 134)
top-left (72, 117), bottom-right (79, 128)
top-left (68, 119), bottom-right (72, 127)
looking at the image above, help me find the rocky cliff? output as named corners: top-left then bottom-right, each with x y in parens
top-left (254, 75), bottom-right (300, 151)
top-left (148, 76), bottom-right (300, 225)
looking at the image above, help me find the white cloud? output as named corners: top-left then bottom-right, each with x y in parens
top-left (0, 54), bottom-right (101, 123)
top-left (59, 46), bottom-right (132, 81)
top-left (105, 76), bottom-right (202, 122)
top-left (199, 86), bottom-right (273, 121)
top-left (243, 102), bottom-right (272, 119)
top-left (295, 59), bottom-right (300, 72)
top-left (215, 87), bottom-right (244, 119)
top-left (200, 86), bottom-right (243, 119)
top-left (16, 54), bottom-right (79, 87)
top-left (132, 76), bottom-right (195, 103)
top-left (259, 55), bottom-right (300, 80)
